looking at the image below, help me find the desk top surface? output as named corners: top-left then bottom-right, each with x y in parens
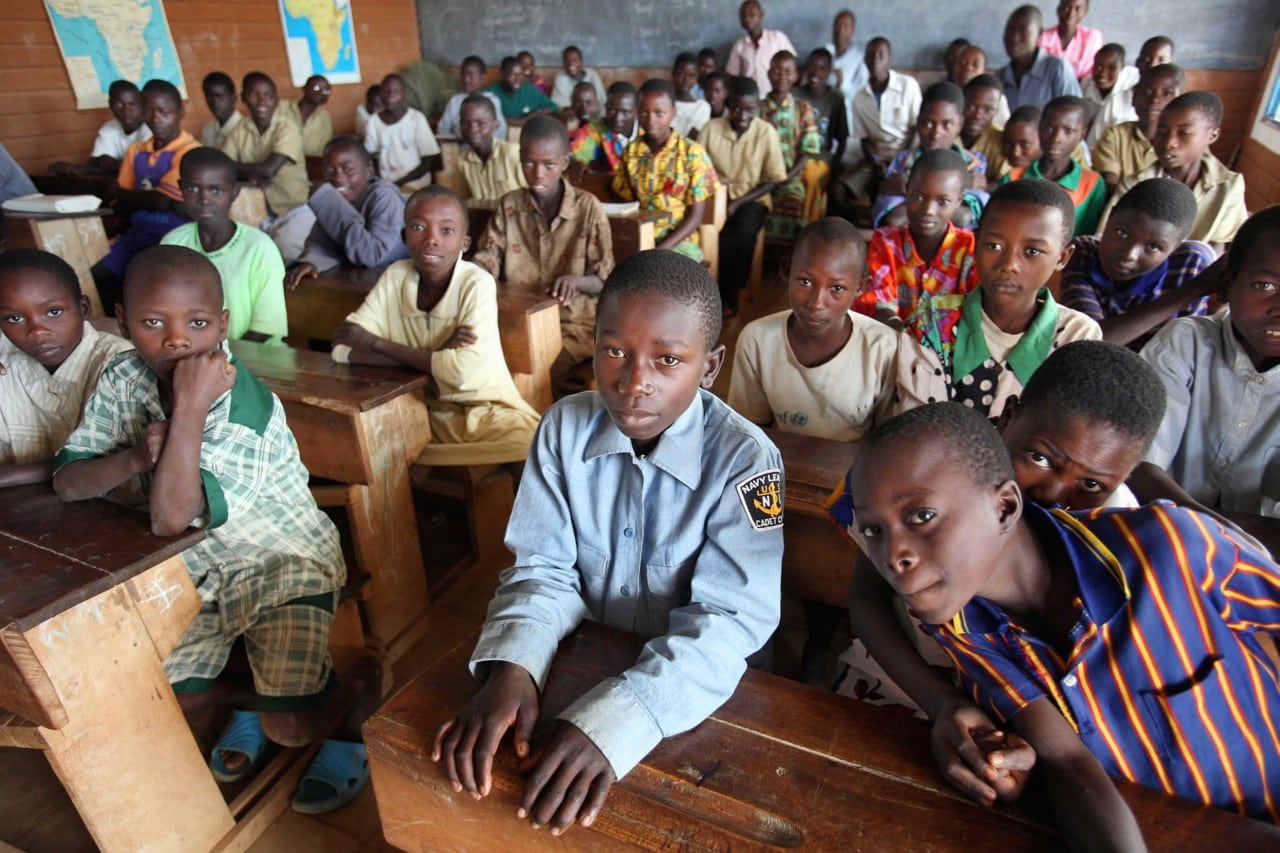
top-left (229, 339), bottom-right (428, 413)
top-left (0, 484), bottom-right (202, 631)
top-left (302, 265), bottom-right (559, 315)
top-left (767, 428), bottom-right (859, 510)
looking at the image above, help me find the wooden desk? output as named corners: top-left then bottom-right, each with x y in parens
top-left (3, 208), bottom-right (110, 316)
top-left (0, 484), bottom-right (229, 850)
top-left (229, 339), bottom-right (432, 663)
top-left (365, 622), bottom-right (1280, 852)
top-left (769, 429), bottom-right (861, 609)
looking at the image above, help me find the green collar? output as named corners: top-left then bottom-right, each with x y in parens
top-left (952, 287), bottom-right (1059, 386)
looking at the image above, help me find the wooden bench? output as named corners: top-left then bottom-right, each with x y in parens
top-left (364, 620), bottom-right (1280, 851)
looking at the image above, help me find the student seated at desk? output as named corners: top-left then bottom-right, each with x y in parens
top-left (0, 250), bottom-right (131, 487)
top-left (570, 81), bottom-right (640, 175)
top-left (53, 245), bottom-right (367, 815)
top-left (276, 75), bottom-right (335, 158)
top-left (567, 81), bottom-right (600, 133)
top-left (162, 148), bottom-right (289, 345)
top-left (1000, 96), bottom-right (1106, 237)
top-left (355, 84), bottom-right (384, 139)
top-left (551, 45), bottom-right (606, 110)
top-left (286, 137), bottom-right (409, 287)
top-left (432, 250), bottom-right (784, 836)
top-left (519, 51), bottom-right (551, 96)
top-left (797, 48), bottom-right (850, 181)
top-left (364, 73), bottom-right (442, 191)
top-left (50, 80), bottom-right (151, 177)
top-left (613, 80), bottom-right (719, 262)
top-left (848, 400), bottom-right (1280, 841)
top-left (488, 56), bottom-right (557, 125)
top-left (1091, 62), bottom-right (1183, 193)
top-left (456, 96), bottom-right (526, 202)
top-left (91, 79), bottom-right (200, 311)
top-left (671, 53), bottom-right (712, 139)
top-left (435, 57), bottom-right (508, 142)
top-left (221, 71), bottom-right (315, 263)
top-left (702, 70), bottom-right (731, 121)
top-left (200, 71), bottom-right (243, 149)
top-left (1081, 43), bottom-right (1138, 148)
top-left (761, 51), bottom-right (826, 240)
top-left (1137, 35), bottom-right (1175, 73)
top-left (952, 47), bottom-right (1011, 130)
top-left (962, 75), bottom-right (1007, 177)
top-left (473, 117), bottom-right (613, 385)
top-left (331, 186), bottom-right (539, 460)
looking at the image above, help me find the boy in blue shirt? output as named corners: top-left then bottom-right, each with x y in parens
top-left (432, 250), bottom-right (784, 836)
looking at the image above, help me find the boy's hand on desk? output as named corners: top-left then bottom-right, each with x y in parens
top-left (549, 275), bottom-right (594, 306)
top-left (442, 325), bottom-right (477, 349)
top-left (333, 322), bottom-right (380, 351)
top-left (519, 721), bottom-right (615, 835)
top-left (432, 661), bottom-right (539, 799)
top-left (932, 699), bottom-right (1035, 805)
top-left (286, 262), bottom-right (318, 290)
top-left (172, 350), bottom-right (236, 413)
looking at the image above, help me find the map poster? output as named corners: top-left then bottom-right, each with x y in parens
top-left (44, 0), bottom-right (187, 111)
top-left (278, 0), bottom-right (362, 88)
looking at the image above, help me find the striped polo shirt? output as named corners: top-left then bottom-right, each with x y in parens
top-left (930, 502), bottom-right (1280, 821)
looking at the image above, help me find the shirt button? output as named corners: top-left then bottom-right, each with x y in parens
top-left (1237, 421), bottom-right (1248, 429)
top-left (1063, 674), bottom-right (1078, 688)
top-left (621, 585), bottom-right (630, 596)
top-left (623, 527), bottom-right (634, 538)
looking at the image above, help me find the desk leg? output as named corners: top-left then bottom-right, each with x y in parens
top-left (25, 557), bottom-right (233, 852)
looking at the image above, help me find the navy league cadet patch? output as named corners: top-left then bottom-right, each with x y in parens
top-left (736, 469), bottom-right (784, 531)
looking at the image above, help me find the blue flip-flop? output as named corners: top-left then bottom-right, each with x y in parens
top-left (291, 740), bottom-right (370, 814)
top-left (208, 709), bottom-right (268, 783)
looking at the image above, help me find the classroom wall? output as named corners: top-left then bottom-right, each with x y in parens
top-left (0, 0), bottom-right (422, 174)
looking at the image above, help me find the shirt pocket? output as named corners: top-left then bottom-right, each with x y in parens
top-left (577, 542), bottom-right (610, 602)
top-left (1137, 652), bottom-right (1222, 771)
top-left (643, 558), bottom-right (695, 604)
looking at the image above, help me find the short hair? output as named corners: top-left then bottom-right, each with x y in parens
top-left (178, 145), bottom-right (237, 182)
top-left (728, 75), bottom-right (759, 102)
top-left (382, 73), bottom-right (405, 88)
top-left (697, 47), bottom-right (718, 62)
top-left (242, 71), bottom-right (275, 93)
top-left (770, 50), bottom-right (796, 67)
top-left (1141, 62), bottom-right (1186, 89)
top-left (794, 217), bottom-right (867, 272)
top-left (1226, 205), bottom-right (1280, 283)
top-left (460, 92), bottom-right (498, 120)
top-left (519, 114), bottom-right (569, 153)
top-left (867, 37), bottom-right (891, 52)
top-left (141, 79), bottom-right (182, 105)
top-left (0, 248), bottom-right (82, 301)
top-left (1007, 104), bottom-right (1042, 126)
top-left (1142, 35), bottom-right (1175, 54)
top-left (461, 56), bottom-right (486, 72)
top-left (1097, 42), bottom-right (1126, 63)
top-left (322, 135), bottom-right (373, 165)
top-left (124, 245), bottom-right (223, 307)
top-left (1165, 91), bottom-right (1223, 128)
top-left (1019, 341), bottom-right (1167, 454)
top-left (922, 81), bottom-right (964, 111)
top-left (108, 80), bottom-right (139, 99)
top-left (1042, 95), bottom-right (1089, 123)
top-left (1112, 178), bottom-right (1197, 236)
top-left (865, 403), bottom-right (1013, 489)
top-left (674, 51), bottom-right (697, 69)
top-left (599, 250), bottom-right (721, 351)
top-left (639, 78), bottom-right (676, 104)
top-left (606, 80), bottom-right (638, 100)
top-left (366, 83), bottom-right (382, 98)
top-left (572, 80), bottom-right (596, 96)
top-left (563, 45), bottom-right (581, 58)
top-left (517, 51), bottom-right (535, 63)
top-left (202, 71), bottom-right (234, 92)
top-left (910, 147), bottom-right (969, 184)
top-left (405, 184), bottom-right (467, 221)
top-left (500, 56), bottom-right (520, 74)
top-left (964, 74), bottom-right (1002, 97)
top-left (1010, 4), bottom-right (1043, 26)
top-left (808, 47), bottom-right (833, 64)
top-left (703, 70), bottom-right (731, 89)
top-left (981, 180), bottom-right (1076, 246)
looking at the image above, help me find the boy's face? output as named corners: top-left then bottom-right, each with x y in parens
top-left (117, 272), bottom-right (228, 385)
top-left (203, 82), bottom-right (236, 122)
top-left (323, 143), bottom-right (374, 203)
top-left (563, 50), bottom-right (583, 77)
top-left (739, 1), bottom-right (763, 35)
top-left (460, 102), bottom-right (497, 148)
top-left (638, 91), bottom-right (675, 141)
top-left (729, 94), bottom-right (759, 134)
top-left (963, 87), bottom-right (1001, 139)
top-left (143, 92), bottom-right (184, 143)
top-left (673, 61), bottom-right (699, 97)
top-left (705, 77), bottom-right (729, 113)
top-left (304, 76), bottom-right (331, 105)
top-left (906, 169), bottom-right (965, 242)
top-left (865, 41), bottom-right (891, 77)
top-left (1056, 0), bottom-right (1087, 29)
top-left (1137, 42), bottom-right (1173, 72)
top-left (180, 163), bottom-right (238, 225)
top-left (1002, 409), bottom-right (1141, 510)
top-left (381, 76), bottom-right (406, 108)
top-left (1132, 70), bottom-right (1180, 126)
top-left (976, 201), bottom-right (1073, 313)
top-left (366, 89), bottom-right (386, 113)
top-left (572, 86), bottom-right (599, 121)
top-left (520, 136), bottom-right (569, 201)
top-left (698, 54), bottom-right (718, 78)
top-left (1003, 11), bottom-right (1040, 62)
top-left (1154, 106), bottom-right (1218, 172)
top-left (0, 270), bottom-right (88, 369)
top-left (1225, 241), bottom-right (1280, 372)
top-left (804, 54), bottom-right (831, 92)
top-left (606, 92), bottom-right (637, 136)
top-left (1039, 105), bottom-right (1085, 164)
top-left (243, 79), bottom-right (278, 126)
top-left (403, 194), bottom-right (469, 279)
top-left (767, 56), bottom-right (798, 96)
top-left (833, 12), bottom-right (855, 49)
top-left (519, 55), bottom-right (535, 79)
top-left (1001, 120), bottom-right (1041, 169)
top-left (1097, 207), bottom-right (1183, 283)
top-left (849, 436), bottom-right (1020, 625)
top-left (916, 101), bottom-right (961, 150)
top-left (788, 238), bottom-right (859, 335)
top-left (502, 63), bottom-right (524, 92)
top-left (945, 42), bottom-right (968, 77)
top-left (460, 63), bottom-right (485, 94)
top-left (594, 290), bottom-right (725, 452)
top-left (954, 47), bottom-right (986, 87)
top-left (111, 89), bottom-right (144, 133)
top-left (1092, 49), bottom-right (1124, 91)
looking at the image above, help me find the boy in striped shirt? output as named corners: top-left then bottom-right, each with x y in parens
top-left (848, 402), bottom-right (1280, 847)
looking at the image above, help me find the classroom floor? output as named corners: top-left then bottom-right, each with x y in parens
top-left (0, 262), bottom-right (844, 853)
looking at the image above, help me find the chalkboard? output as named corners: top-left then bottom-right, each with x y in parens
top-left (417, 0), bottom-right (1276, 72)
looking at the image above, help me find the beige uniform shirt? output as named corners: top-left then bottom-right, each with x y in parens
top-left (698, 117), bottom-right (787, 206)
top-left (1091, 121), bottom-right (1157, 184)
top-left (458, 140), bottom-right (527, 201)
top-left (221, 111), bottom-right (310, 215)
top-left (201, 111), bottom-right (243, 149)
top-left (1098, 154), bottom-right (1248, 245)
top-left (276, 99), bottom-right (334, 157)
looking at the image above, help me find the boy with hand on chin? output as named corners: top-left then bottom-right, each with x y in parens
top-left (433, 250), bottom-right (783, 835)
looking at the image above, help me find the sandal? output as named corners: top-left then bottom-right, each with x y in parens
top-left (291, 739), bottom-right (370, 814)
top-left (208, 709), bottom-right (268, 783)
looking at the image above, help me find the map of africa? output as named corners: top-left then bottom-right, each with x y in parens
top-left (44, 0), bottom-right (186, 110)
top-left (278, 0), bottom-right (362, 87)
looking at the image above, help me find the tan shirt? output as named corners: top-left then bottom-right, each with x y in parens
top-left (698, 116), bottom-right (787, 206)
top-left (221, 111), bottom-right (310, 215)
top-left (1098, 154), bottom-right (1248, 245)
top-left (201, 111), bottom-right (243, 149)
top-left (457, 140), bottom-right (527, 201)
top-left (472, 183), bottom-right (614, 363)
top-left (276, 99), bottom-right (334, 157)
top-left (1091, 121), bottom-right (1156, 184)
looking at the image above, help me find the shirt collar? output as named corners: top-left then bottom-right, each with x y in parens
top-left (584, 389), bottom-right (706, 489)
top-left (399, 259), bottom-right (464, 320)
top-left (1030, 156), bottom-right (1082, 189)
top-left (1087, 239), bottom-right (1170, 297)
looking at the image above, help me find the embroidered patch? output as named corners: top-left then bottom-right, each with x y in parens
top-left (736, 469), bottom-right (784, 532)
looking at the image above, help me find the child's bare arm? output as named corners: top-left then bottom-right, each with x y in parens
top-left (727, 180), bottom-right (779, 215)
top-left (333, 321), bottom-right (446, 375)
top-left (0, 459), bottom-right (54, 488)
top-left (53, 424), bottom-right (164, 501)
top-left (395, 155), bottom-right (441, 188)
top-left (655, 199), bottom-right (706, 252)
top-left (432, 661), bottom-right (540, 798)
top-left (1012, 698), bottom-right (1147, 852)
top-left (1097, 256), bottom-right (1225, 346)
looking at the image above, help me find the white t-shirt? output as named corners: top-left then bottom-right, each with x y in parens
top-left (364, 108), bottom-right (441, 183)
top-left (674, 99), bottom-right (712, 138)
top-left (90, 119), bottom-right (151, 160)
